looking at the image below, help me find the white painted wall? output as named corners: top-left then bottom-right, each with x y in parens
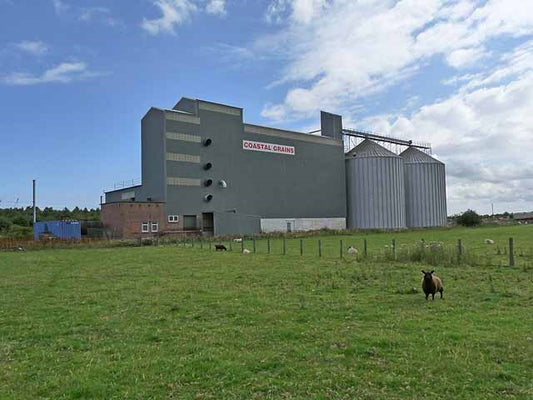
top-left (260, 218), bottom-right (346, 233)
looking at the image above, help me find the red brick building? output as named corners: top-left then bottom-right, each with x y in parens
top-left (101, 202), bottom-right (202, 239)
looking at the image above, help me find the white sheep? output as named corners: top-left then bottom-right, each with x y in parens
top-left (347, 246), bottom-right (358, 254)
top-left (233, 238), bottom-right (243, 243)
top-left (485, 239), bottom-right (494, 245)
top-left (242, 248), bottom-right (251, 254)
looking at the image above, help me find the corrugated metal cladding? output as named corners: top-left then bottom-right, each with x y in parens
top-left (33, 221), bottom-right (81, 241)
top-left (401, 147), bottom-right (447, 228)
top-left (345, 140), bottom-right (406, 229)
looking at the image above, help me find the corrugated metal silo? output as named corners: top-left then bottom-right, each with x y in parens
top-left (345, 140), bottom-right (406, 229)
top-left (401, 147), bottom-right (447, 227)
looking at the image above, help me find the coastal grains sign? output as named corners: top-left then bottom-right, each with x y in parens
top-left (242, 140), bottom-right (295, 156)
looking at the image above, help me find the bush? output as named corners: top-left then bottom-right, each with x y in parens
top-left (0, 217), bottom-right (12, 231)
top-left (457, 209), bottom-right (482, 227)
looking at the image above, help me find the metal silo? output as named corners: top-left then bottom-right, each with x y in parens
top-left (345, 140), bottom-right (406, 229)
top-left (400, 147), bottom-right (447, 228)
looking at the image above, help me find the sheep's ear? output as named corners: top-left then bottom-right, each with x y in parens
top-left (430, 270), bottom-right (435, 274)
top-left (421, 270), bottom-right (426, 274)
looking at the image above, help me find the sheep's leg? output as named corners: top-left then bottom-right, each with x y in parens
top-left (425, 293), bottom-right (429, 300)
top-left (440, 290), bottom-right (443, 299)
top-left (432, 293), bottom-right (435, 300)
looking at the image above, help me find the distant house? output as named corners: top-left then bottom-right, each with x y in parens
top-left (514, 212), bottom-right (533, 224)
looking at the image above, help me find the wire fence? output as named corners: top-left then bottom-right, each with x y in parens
top-left (1, 235), bottom-right (531, 269)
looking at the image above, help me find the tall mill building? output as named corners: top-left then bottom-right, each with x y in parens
top-left (102, 97), bottom-right (447, 238)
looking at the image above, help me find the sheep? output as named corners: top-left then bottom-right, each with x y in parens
top-left (429, 241), bottom-right (444, 252)
top-left (347, 246), bottom-right (358, 254)
top-left (421, 270), bottom-right (444, 300)
top-left (215, 244), bottom-right (227, 251)
top-left (242, 248), bottom-right (251, 254)
top-left (485, 239), bottom-right (494, 245)
top-left (233, 238), bottom-right (243, 243)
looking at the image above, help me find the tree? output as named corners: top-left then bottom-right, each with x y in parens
top-left (457, 209), bottom-right (482, 227)
top-left (0, 216), bottom-right (12, 231)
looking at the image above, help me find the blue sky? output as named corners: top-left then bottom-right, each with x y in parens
top-left (1, 0), bottom-right (532, 215)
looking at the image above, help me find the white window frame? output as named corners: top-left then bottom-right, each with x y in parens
top-left (151, 222), bottom-right (159, 232)
top-left (168, 215), bottom-right (179, 223)
top-left (141, 222), bottom-right (149, 233)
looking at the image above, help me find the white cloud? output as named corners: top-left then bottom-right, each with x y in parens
top-left (259, 0), bottom-right (533, 120)
top-left (1, 62), bottom-right (103, 85)
top-left (446, 47), bottom-right (489, 69)
top-left (142, 0), bottom-right (230, 34)
top-left (15, 40), bottom-right (48, 55)
top-left (206, 0), bottom-right (226, 16)
top-left (142, 0), bottom-right (198, 35)
top-left (79, 7), bottom-right (124, 27)
top-left (52, 0), bottom-right (69, 14)
top-left (354, 43), bottom-right (533, 213)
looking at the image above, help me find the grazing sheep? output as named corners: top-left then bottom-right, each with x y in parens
top-left (233, 238), bottom-right (243, 243)
top-left (485, 239), bottom-right (494, 245)
top-left (347, 246), bottom-right (358, 254)
top-left (429, 241), bottom-right (444, 252)
top-left (421, 270), bottom-right (444, 300)
top-left (215, 244), bottom-right (227, 251)
top-left (242, 248), bottom-right (251, 254)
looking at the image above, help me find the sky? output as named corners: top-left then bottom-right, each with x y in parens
top-left (0, 0), bottom-right (532, 215)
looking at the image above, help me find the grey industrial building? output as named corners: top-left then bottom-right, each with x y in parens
top-left (102, 97), bottom-right (447, 237)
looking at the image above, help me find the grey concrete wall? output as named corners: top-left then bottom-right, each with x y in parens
top-left (163, 99), bottom-right (347, 222)
top-left (105, 185), bottom-right (143, 203)
top-left (213, 211), bottom-right (261, 236)
top-left (141, 108), bottom-right (166, 202)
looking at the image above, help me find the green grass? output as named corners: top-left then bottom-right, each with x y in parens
top-left (1, 225), bottom-right (532, 399)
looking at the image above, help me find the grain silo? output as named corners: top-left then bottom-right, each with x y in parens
top-left (345, 139), bottom-right (406, 229)
top-left (401, 147), bottom-right (447, 228)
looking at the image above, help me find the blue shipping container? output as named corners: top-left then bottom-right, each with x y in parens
top-left (34, 221), bottom-right (82, 241)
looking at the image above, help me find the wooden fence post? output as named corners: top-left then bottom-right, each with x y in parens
top-left (241, 238), bottom-right (244, 253)
top-left (509, 238), bottom-right (515, 267)
top-left (318, 240), bottom-right (322, 257)
top-left (253, 238), bottom-right (256, 254)
top-left (300, 239), bottom-right (303, 256)
top-left (340, 240), bottom-right (343, 258)
top-left (364, 238), bottom-right (367, 257)
top-left (392, 239), bottom-right (396, 259)
top-left (267, 238), bottom-right (270, 254)
top-left (283, 238), bottom-right (286, 255)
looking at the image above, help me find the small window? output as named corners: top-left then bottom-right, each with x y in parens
top-left (168, 215), bottom-right (179, 223)
top-left (141, 222), bottom-right (149, 233)
top-left (151, 222), bottom-right (159, 232)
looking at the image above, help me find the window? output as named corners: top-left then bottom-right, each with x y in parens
top-left (168, 215), bottom-right (179, 223)
top-left (141, 222), bottom-right (149, 233)
top-left (151, 222), bottom-right (159, 232)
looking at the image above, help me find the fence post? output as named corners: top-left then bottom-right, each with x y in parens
top-left (340, 240), bottom-right (343, 258)
top-left (392, 239), bottom-right (396, 259)
top-left (457, 239), bottom-right (462, 263)
top-left (364, 239), bottom-right (367, 257)
top-left (509, 238), bottom-right (515, 267)
top-left (241, 238), bottom-right (244, 253)
top-left (318, 240), bottom-right (322, 257)
top-left (268, 238), bottom-right (271, 254)
top-left (283, 238), bottom-right (286, 255)
top-left (300, 239), bottom-right (303, 256)
top-left (192, 238), bottom-right (194, 248)
top-left (253, 238), bottom-right (256, 254)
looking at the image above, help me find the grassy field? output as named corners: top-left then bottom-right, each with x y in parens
top-left (1, 225), bottom-right (532, 399)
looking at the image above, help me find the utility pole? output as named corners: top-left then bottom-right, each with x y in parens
top-left (32, 179), bottom-right (36, 224)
